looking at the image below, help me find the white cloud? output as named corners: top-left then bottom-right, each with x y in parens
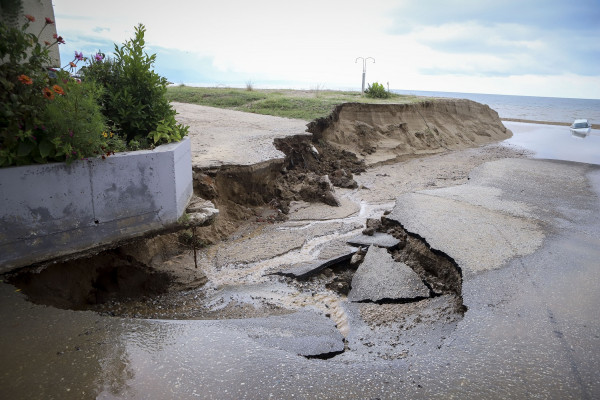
top-left (53, 0), bottom-right (600, 98)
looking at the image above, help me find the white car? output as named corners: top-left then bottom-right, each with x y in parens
top-left (570, 119), bottom-right (591, 138)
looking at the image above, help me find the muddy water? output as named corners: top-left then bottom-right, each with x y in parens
top-left (196, 192), bottom-right (394, 331)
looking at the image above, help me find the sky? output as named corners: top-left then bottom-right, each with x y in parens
top-left (52, 0), bottom-right (600, 99)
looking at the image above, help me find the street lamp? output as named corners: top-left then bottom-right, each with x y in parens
top-left (355, 57), bottom-right (375, 94)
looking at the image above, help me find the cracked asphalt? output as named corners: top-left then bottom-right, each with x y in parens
top-left (2, 156), bottom-right (598, 399)
top-left (1, 119), bottom-right (599, 399)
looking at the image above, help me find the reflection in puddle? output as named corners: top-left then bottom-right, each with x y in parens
top-left (503, 121), bottom-right (600, 164)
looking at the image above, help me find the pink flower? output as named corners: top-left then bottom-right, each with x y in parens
top-left (52, 34), bottom-right (65, 44)
top-left (74, 51), bottom-right (84, 61)
top-left (45, 17), bottom-right (54, 25)
top-left (25, 15), bottom-right (35, 22)
top-left (94, 53), bottom-right (104, 62)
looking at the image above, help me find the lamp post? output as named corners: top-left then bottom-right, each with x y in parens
top-left (355, 56), bottom-right (375, 94)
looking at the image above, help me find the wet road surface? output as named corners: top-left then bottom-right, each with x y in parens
top-left (1, 124), bottom-right (599, 399)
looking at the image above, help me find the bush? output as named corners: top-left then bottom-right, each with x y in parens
top-left (81, 24), bottom-right (185, 145)
top-left (41, 73), bottom-right (123, 162)
top-left (364, 82), bottom-right (390, 99)
top-left (0, 17), bottom-right (124, 166)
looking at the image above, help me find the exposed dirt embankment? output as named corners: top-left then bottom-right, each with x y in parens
top-left (190, 136), bottom-right (366, 245)
top-left (5, 99), bottom-right (519, 316)
top-left (308, 100), bottom-right (512, 165)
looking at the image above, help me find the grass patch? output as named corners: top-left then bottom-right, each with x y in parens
top-left (166, 86), bottom-right (426, 121)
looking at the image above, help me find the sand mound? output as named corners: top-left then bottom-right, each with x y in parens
top-left (307, 99), bottom-right (512, 165)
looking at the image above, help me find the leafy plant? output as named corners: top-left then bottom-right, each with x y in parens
top-left (81, 24), bottom-right (185, 144)
top-left (41, 71), bottom-right (121, 162)
top-left (364, 82), bottom-right (390, 99)
top-left (148, 114), bottom-right (189, 146)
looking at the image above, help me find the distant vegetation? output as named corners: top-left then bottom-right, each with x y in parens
top-left (365, 82), bottom-right (391, 99)
top-left (166, 86), bottom-right (425, 121)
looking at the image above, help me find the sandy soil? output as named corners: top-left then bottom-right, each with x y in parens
top-left (307, 100), bottom-right (512, 165)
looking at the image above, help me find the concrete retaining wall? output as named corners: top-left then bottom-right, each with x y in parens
top-left (0, 137), bottom-right (192, 273)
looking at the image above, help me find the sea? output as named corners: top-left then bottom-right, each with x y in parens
top-left (392, 89), bottom-right (600, 165)
top-left (392, 89), bottom-right (600, 124)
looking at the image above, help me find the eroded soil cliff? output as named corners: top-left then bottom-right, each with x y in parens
top-left (308, 100), bottom-right (512, 165)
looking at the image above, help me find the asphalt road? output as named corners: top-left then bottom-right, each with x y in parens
top-left (1, 156), bottom-right (598, 399)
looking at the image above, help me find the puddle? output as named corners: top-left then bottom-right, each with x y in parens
top-left (504, 121), bottom-right (600, 165)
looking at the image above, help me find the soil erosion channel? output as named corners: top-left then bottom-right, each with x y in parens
top-left (7, 100), bottom-right (521, 359)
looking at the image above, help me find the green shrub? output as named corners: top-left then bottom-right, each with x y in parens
top-left (41, 72), bottom-right (124, 162)
top-left (148, 114), bottom-right (189, 146)
top-left (81, 24), bottom-right (185, 144)
top-left (364, 82), bottom-right (390, 99)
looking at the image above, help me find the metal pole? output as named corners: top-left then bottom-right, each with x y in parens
top-left (362, 71), bottom-right (366, 94)
top-left (355, 57), bottom-right (375, 94)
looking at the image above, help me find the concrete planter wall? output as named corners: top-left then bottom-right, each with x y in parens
top-left (0, 137), bottom-right (192, 273)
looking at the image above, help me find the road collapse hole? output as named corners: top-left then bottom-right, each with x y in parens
top-left (381, 217), bottom-right (466, 312)
top-left (275, 252), bottom-right (362, 297)
top-left (5, 250), bottom-right (171, 311)
top-left (320, 258), bottom-right (359, 296)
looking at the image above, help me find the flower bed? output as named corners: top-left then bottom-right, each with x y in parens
top-left (0, 137), bottom-right (192, 273)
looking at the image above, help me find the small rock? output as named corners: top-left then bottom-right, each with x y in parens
top-left (362, 227), bottom-right (376, 236)
top-left (350, 252), bottom-right (365, 265)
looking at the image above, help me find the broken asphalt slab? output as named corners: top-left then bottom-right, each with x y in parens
top-left (348, 246), bottom-right (430, 302)
top-left (346, 232), bottom-right (401, 249)
top-left (273, 252), bottom-right (354, 279)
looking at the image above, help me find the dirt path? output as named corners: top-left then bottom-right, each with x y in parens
top-left (172, 102), bottom-right (309, 168)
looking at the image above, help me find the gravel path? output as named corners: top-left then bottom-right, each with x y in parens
top-left (173, 102), bottom-right (309, 168)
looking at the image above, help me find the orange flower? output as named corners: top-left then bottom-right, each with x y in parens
top-left (18, 74), bottom-right (33, 85)
top-left (25, 15), bottom-right (35, 22)
top-left (52, 85), bottom-right (65, 95)
top-left (69, 61), bottom-right (77, 68)
top-left (42, 87), bottom-right (55, 100)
